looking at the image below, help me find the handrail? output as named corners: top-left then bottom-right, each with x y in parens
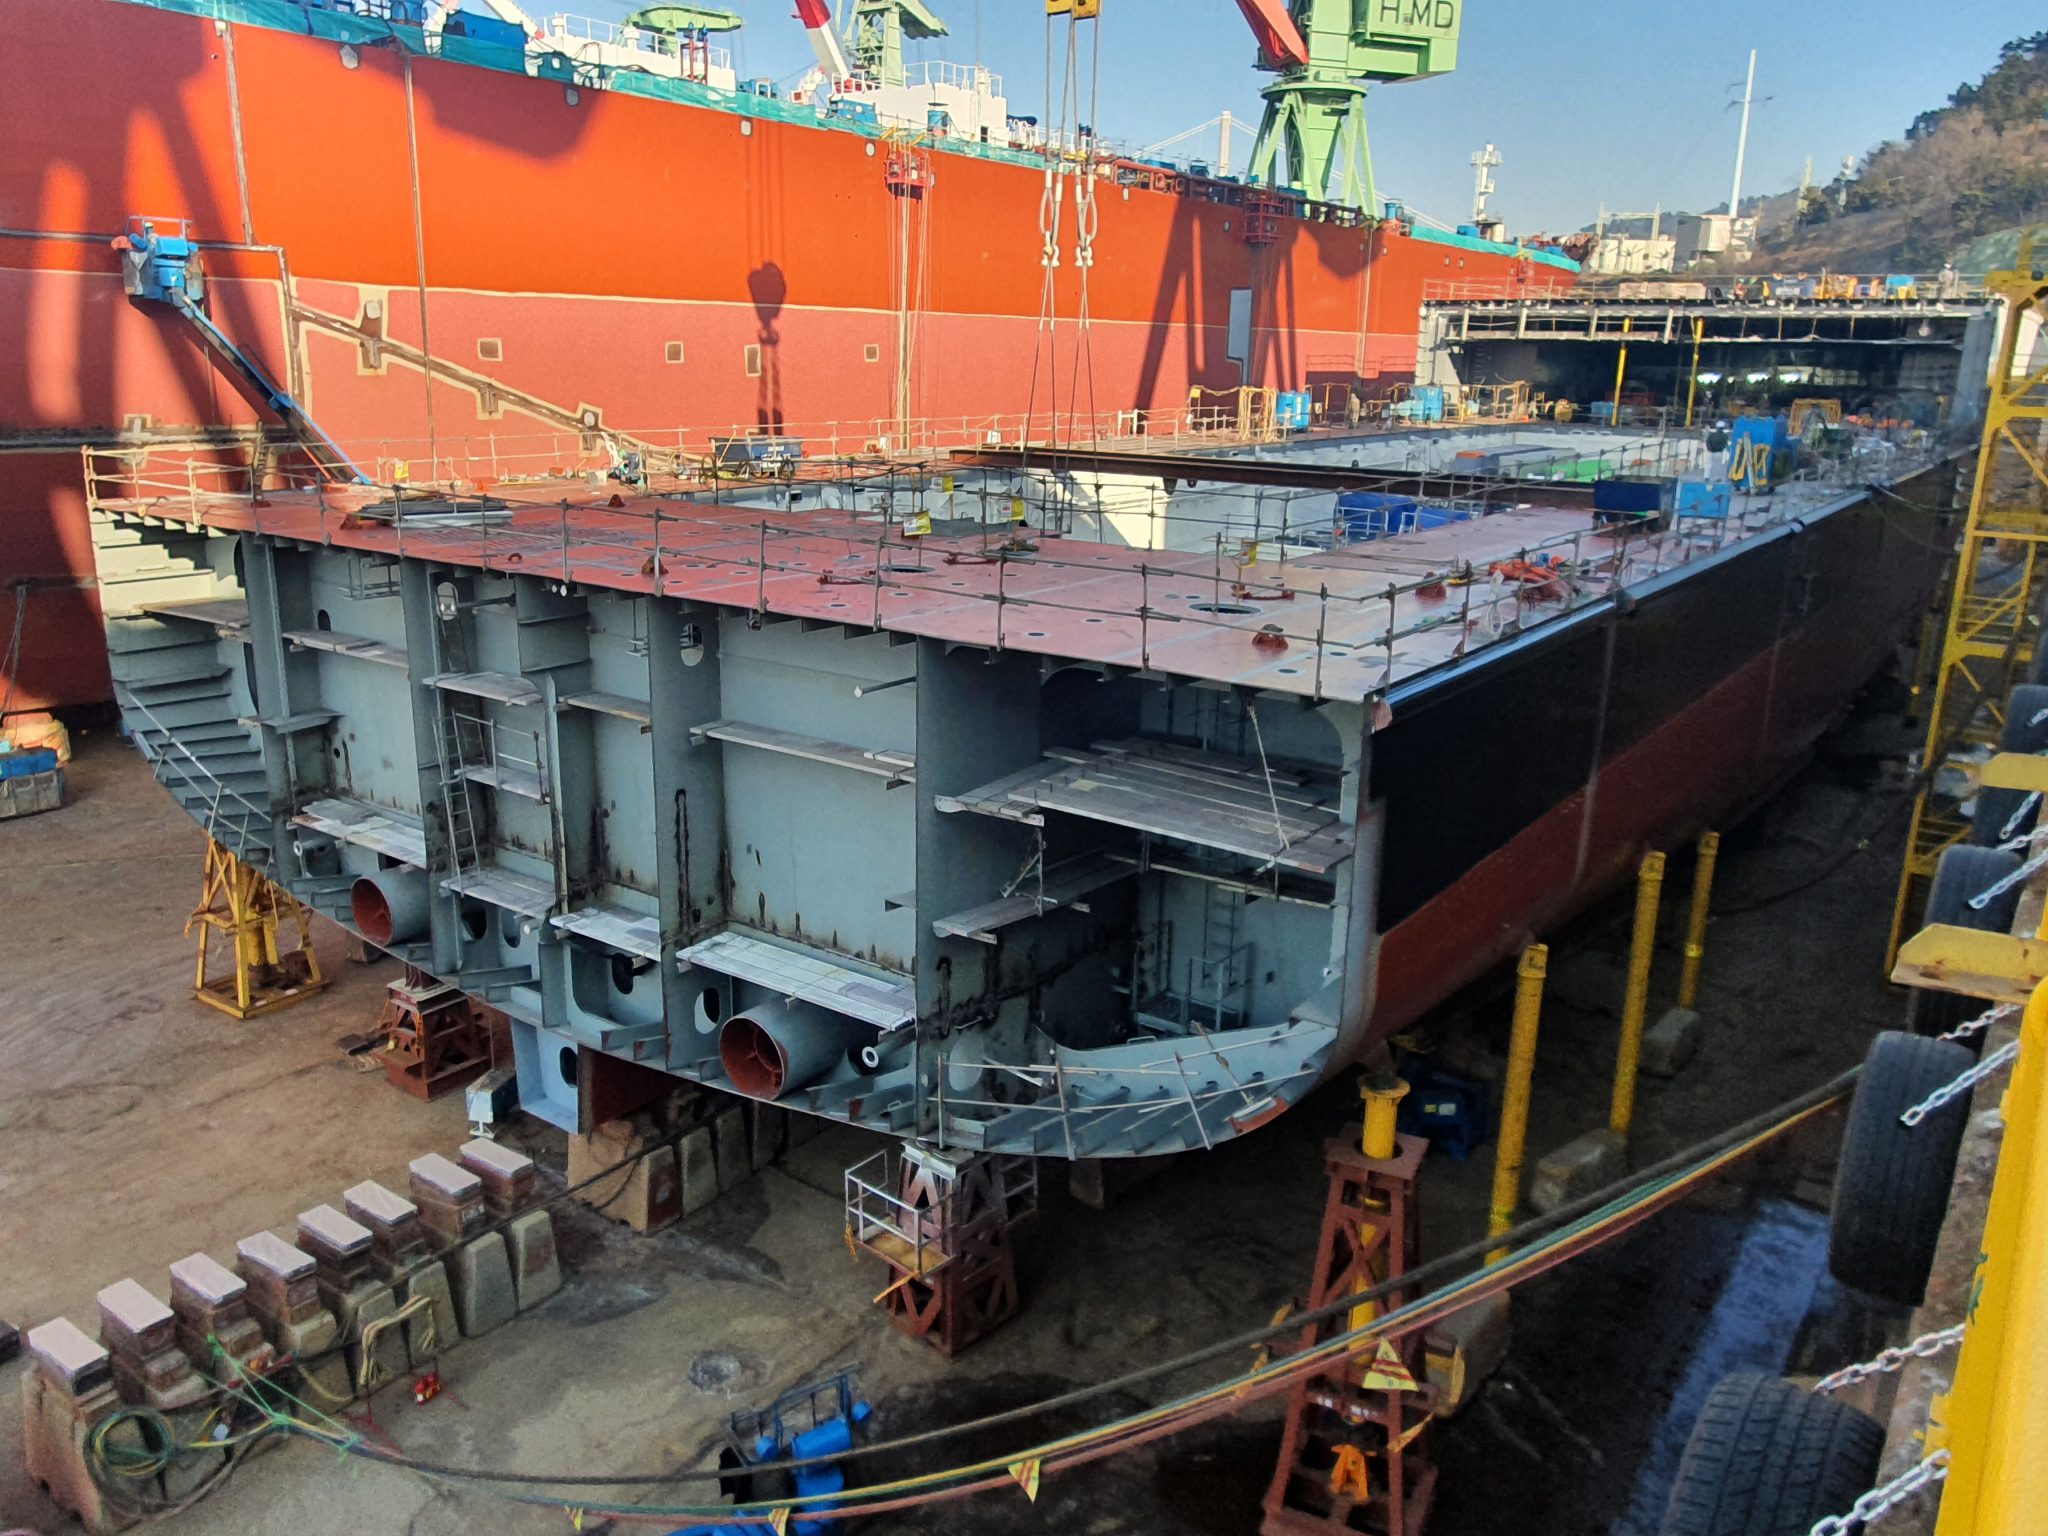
top-left (121, 691), bottom-right (270, 854)
top-left (81, 422), bottom-right (1968, 711)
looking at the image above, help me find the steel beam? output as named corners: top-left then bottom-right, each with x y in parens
top-left (949, 446), bottom-right (1602, 505)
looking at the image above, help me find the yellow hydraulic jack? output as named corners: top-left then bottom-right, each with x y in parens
top-left (186, 839), bottom-right (326, 1019)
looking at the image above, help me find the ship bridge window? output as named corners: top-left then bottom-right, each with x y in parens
top-left (666, 342), bottom-right (686, 365)
top-left (744, 345), bottom-right (762, 378)
top-left (864, 344), bottom-right (881, 364)
top-left (477, 338), bottom-right (503, 363)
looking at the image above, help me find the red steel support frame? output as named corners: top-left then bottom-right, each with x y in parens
top-left (1263, 1133), bottom-right (1434, 1536)
top-left (875, 1151), bottom-right (1028, 1358)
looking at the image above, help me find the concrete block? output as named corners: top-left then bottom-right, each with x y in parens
top-left (272, 1308), bottom-right (349, 1407)
top-left (329, 1281), bottom-right (404, 1393)
top-left (460, 1137), bottom-right (536, 1216)
top-left (571, 1120), bottom-right (680, 1233)
top-left (1530, 1130), bottom-right (1627, 1216)
top-left (20, 1368), bottom-right (126, 1534)
top-left (713, 1105), bottom-right (749, 1193)
top-left (1547, 950), bottom-right (1625, 1016)
top-left (1069, 1155), bottom-right (1175, 1211)
top-left (344, 1181), bottom-right (435, 1277)
top-left (27, 1319), bottom-right (111, 1396)
top-left (236, 1232), bottom-right (324, 1326)
top-left (747, 1101), bottom-right (786, 1172)
top-left (508, 1210), bottom-right (562, 1311)
top-left (1425, 1292), bottom-right (1512, 1415)
top-left (1642, 1006), bottom-right (1704, 1079)
top-left (409, 1153), bottom-right (487, 1247)
top-left (95, 1279), bottom-right (176, 1359)
top-left (679, 1125), bottom-right (719, 1217)
top-left (401, 1261), bottom-right (459, 1366)
top-left (110, 1347), bottom-right (206, 1413)
top-left (450, 1234), bottom-right (518, 1338)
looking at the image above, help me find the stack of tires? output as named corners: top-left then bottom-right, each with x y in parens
top-left (1653, 681), bottom-right (2037, 1531)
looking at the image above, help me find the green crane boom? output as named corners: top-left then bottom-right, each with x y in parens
top-left (1237, 0), bottom-right (1461, 211)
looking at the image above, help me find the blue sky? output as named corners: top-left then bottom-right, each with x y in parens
top-left (583, 0), bottom-right (2028, 233)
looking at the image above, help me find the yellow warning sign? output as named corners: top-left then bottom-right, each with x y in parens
top-left (906, 509), bottom-right (932, 537)
top-left (1008, 1458), bottom-right (1042, 1501)
top-left (1360, 1339), bottom-right (1419, 1393)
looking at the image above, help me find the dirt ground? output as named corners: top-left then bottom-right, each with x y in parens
top-left (0, 695), bottom-right (1921, 1536)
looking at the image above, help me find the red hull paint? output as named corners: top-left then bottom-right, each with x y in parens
top-left (0, 0), bottom-right (1569, 709)
top-left (1369, 515), bottom-right (1927, 1043)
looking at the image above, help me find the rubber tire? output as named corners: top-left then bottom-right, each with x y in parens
top-left (1908, 843), bottom-right (2022, 1042)
top-left (1828, 1030), bottom-right (1974, 1307)
top-left (1970, 683), bottom-right (2048, 845)
top-left (1657, 1373), bottom-right (1884, 1535)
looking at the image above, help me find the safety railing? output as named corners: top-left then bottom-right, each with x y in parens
top-left (1424, 273), bottom-right (1990, 307)
top-left (76, 405), bottom-right (1295, 492)
top-left (121, 693), bottom-right (271, 859)
top-left (905, 60), bottom-right (1002, 97)
top-left (842, 1148), bottom-right (1038, 1269)
top-left (931, 1035), bottom-right (1329, 1154)
top-left (449, 710), bottom-right (551, 804)
top-left (544, 12), bottom-right (733, 72)
top-left (82, 424), bottom-right (1965, 709)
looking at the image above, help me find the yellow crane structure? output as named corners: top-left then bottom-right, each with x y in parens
top-left (1887, 233), bottom-right (2048, 967)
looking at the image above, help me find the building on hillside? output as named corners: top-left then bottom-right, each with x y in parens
top-left (1583, 233), bottom-right (1678, 275)
top-left (1674, 212), bottom-right (1759, 267)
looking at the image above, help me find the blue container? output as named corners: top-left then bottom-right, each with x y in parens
top-left (1335, 491), bottom-right (1418, 541)
top-left (441, 8), bottom-right (525, 47)
top-left (1275, 390), bottom-right (1311, 430)
top-left (1593, 477), bottom-right (1671, 515)
top-left (1588, 400), bottom-right (1617, 424)
top-left (0, 747), bottom-right (58, 779)
top-left (1674, 478), bottom-right (1732, 519)
top-left (1729, 414), bottom-right (1795, 491)
top-left (1396, 1066), bottom-right (1491, 1161)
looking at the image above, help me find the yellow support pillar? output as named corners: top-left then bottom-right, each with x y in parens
top-left (1609, 851), bottom-right (1667, 1139)
top-left (1360, 1069), bottom-right (1409, 1161)
top-left (1489, 943), bottom-right (1547, 1263)
top-left (1683, 318), bottom-right (1704, 428)
top-left (1676, 832), bottom-right (1721, 1011)
top-left (1611, 316), bottom-right (1632, 420)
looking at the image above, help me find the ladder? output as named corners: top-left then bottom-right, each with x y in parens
top-left (1887, 232), bottom-right (2048, 968)
top-left (431, 706), bottom-right (486, 894)
top-left (1183, 881), bottom-right (1250, 1032)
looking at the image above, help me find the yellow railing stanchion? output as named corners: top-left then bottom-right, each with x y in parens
top-left (1609, 851), bottom-right (1666, 1139)
top-left (1489, 943), bottom-right (1547, 1263)
top-left (1677, 832), bottom-right (1721, 1011)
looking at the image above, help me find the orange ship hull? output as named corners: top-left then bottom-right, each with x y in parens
top-left (0, 0), bottom-right (1572, 709)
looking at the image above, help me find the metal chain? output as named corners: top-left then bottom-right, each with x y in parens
top-left (1901, 1038), bottom-right (2020, 1126)
top-left (1967, 845), bottom-right (2048, 910)
top-left (1813, 1325), bottom-right (1966, 1393)
top-left (1997, 788), bottom-right (2043, 843)
top-left (1939, 1001), bottom-right (2016, 1043)
top-left (1810, 1450), bottom-right (1950, 1536)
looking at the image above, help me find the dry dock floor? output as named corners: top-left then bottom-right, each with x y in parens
top-left (2, 708), bottom-right (1919, 1536)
